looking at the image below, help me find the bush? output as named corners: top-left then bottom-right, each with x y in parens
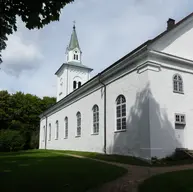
top-left (30, 131), bottom-right (39, 149)
top-left (0, 129), bottom-right (25, 152)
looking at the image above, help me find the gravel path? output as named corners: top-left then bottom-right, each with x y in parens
top-left (65, 153), bottom-right (193, 192)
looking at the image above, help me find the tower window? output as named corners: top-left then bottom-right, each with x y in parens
top-left (73, 81), bottom-right (77, 90)
top-left (74, 53), bottom-right (78, 60)
top-left (78, 81), bottom-right (81, 88)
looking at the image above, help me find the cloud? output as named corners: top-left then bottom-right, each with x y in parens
top-left (0, 0), bottom-right (193, 97)
top-left (1, 33), bottom-right (43, 77)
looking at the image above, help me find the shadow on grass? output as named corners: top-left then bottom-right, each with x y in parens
top-left (0, 150), bottom-right (127, 192)
top-left (138, 169), bottom-right (193, 192)
top-left (48, 149), bottom-right (193, 167)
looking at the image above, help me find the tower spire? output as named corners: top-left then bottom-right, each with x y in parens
top-left (68, 21), bottom-right (80, 51)
top-left (66, 21), bottom-right (82, 63)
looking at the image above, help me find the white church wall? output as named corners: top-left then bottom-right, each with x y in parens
top-left (40, 88), bottom-right (104, 153)
top-left (105, 68), bottom-right (151, 159)
top-left (56, 69), bottom-right (65, 102)
top-left (67, 66), bottom-right (89, 94)
top-left (148, 65), bottom-right (193, 158)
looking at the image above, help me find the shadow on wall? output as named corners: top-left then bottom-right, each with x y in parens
top-left (108, 83), bottom-right (181, 159)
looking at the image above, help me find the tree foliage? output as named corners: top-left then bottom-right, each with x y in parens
top-left (0, 0), bottom-right (74, 63)
top-left (0, 90), bottom-right (56, 151)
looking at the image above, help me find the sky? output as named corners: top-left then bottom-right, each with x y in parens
top-left (1, 0), bottom-right (193, 98)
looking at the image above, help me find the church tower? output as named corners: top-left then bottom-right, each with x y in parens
top-left (55, 23), bottom-right (93, 102)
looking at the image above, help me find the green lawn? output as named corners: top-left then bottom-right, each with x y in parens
top-left (139, 169), bottom-right (193, 192)
top-left (51, 150), bottom-right (193, 167)
top-left (0, 150), bottom-right (127, 192)
top-left (52, 150), bottom-right (150, 166)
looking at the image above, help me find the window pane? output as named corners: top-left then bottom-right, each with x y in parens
top-left (121, 96), bottom-right (126, 103)
top-left (122, 104), bottom-right (126, 116)
top-left (117, 97), bottom-right (121, 104)
top-left (96, 123), bottom-right (99, 133)
top-left (122, 118), bottom-right (126, 130)
top-left (181, 115), bottom-right (185, 123)
top-left (96, 112), bottom-right (99, 121)
top-left (174, 81), bottom-right (178, 91)
top-left (117, 119), bottom-right (121, 130)
top-left (117, 106), bottom-right (121, 117)
top-left (176, 115), bottom-right (180, 122)
top-left (179, 83), bottom-right (183, 92)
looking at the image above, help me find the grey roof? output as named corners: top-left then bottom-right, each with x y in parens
top-left (67, 25), bottom-right (80, 51)
top-left (55, 62), bottom-right (93, 75)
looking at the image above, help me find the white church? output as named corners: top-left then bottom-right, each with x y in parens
top-left (39, 12), bottom-right (193, 159)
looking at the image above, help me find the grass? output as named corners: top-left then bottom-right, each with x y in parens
top-left (138, 169), bottom-right (193, 192)
top-left (52, 150), bottom-right (150, 166)
top-left (0, 150), bottom-right (127, 192)
top-left (50, 150), bottom-right (193, 167)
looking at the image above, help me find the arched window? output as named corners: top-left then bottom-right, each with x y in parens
top-left (93, 105), bottom-right (99, 134)
top-left (48, 123), bottom-right (51, 141)
top-left (116, 95), bottom-right (126, 131)
top-left (73, 81), bottom-right (77, 90)
top-left (76, 112), bottom-right (81, 137)
top-left (55, 120), bottom-right (59, 140)
top-left (78, 81), bottom-right (81, 88)
top-left (173, 74), bottom-right (183, 93)
top-left (64, 117), bottom-right (68, 138)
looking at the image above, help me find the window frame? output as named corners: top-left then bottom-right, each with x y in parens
top-left (64, 117), bottom-right (68, 139)
top-left (76, 112), bottom-right (81, 137)
top-left (115, 95), bottom-right (127, 132)
top-left (55, 120), bottom-right (59, 140)
top-left (173, 74), bottom-right (184, 94)
top-left (175, 113), bottom-right (186, 125)
top-left (92, 105), bottom-right (99, 135)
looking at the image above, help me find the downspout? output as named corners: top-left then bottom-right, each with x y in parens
top-left (44, 115), bottom-right (48, 150)
top-left (98, 73), bottom-right (107, 154)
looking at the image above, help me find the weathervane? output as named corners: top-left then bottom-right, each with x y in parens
top-left (73, 20), bottom-right (76, 29)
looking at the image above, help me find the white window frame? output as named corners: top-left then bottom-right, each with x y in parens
top-left (48, 123), bottom-right (51, 141)
top-left (92, 105), bottom-right (99, 134)
top-left (116, 95), bottom-right (126, 131)
top-left (175, 114), bottom-right (186, 125)
top-left (76, 112), bottom-right (81, 137)
top-left (173, 74), bottom-right (183, 94)
top-left (55, 120), bottom-right (59, 140)
top-left (64, 117), bottom-right (68, 139)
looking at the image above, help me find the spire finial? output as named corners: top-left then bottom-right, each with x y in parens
top-left (73, 20), bottom-right (76, 29)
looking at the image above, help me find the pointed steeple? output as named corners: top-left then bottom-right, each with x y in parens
top-left (68, 22), bottom-right (81, 51)
top-left (66, 21), bottom-right (82, 63)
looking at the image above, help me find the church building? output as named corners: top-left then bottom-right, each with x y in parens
top-left (39, 13), bottom-right (193, 159)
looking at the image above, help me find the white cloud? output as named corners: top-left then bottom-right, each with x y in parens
top-left (1, 0), bottom-right (193, 97)
top-left (1, 33), bottom-right (43, 77)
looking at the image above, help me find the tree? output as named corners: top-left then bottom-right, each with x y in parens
top-left (0, 90), bottom-right (56, 151)
top-left (0, 0), bottom-right (74, 63)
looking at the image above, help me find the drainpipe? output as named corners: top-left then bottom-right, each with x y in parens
top-left (98, 73), bottom-right (107, 154)
top-left (44, 115), bottom-right (48, 150)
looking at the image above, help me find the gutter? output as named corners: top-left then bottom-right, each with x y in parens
top-left (98, 73), bottom-right (107, 154)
